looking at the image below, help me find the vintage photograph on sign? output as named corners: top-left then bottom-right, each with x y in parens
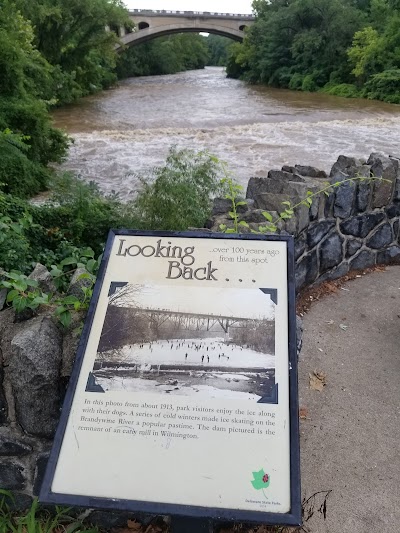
top-left (88, 283), bottom-right (276, 401)
top-left (40, 231), bottom-right (301, 527)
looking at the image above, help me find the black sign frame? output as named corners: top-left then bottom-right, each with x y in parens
top-left (40, 230), bottom-right (301, 528)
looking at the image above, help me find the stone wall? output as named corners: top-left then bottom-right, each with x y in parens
top-left (209, 152), bottom-right (400, 291)
top-left (0, 152), bottom-right (399, 517)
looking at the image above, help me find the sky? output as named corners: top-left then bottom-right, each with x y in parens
top-left (114, 284), bottom-right (274, 320)
top-left (124, 0), bottom-right (253, 15)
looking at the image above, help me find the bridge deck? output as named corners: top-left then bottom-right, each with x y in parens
top-left (129, 10), bottom-right (255, 20)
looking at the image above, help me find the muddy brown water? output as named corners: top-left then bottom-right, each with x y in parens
top-left (52, 66), bottom-right (400, 198)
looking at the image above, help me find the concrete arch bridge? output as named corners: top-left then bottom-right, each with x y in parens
top-left (116, 9), bottom-right (255, 49)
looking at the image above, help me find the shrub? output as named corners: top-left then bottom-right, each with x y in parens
top-left (364, 69), bottom-right (400, 104)
top-left (132, 147), bottom-right (227, 230)
top-left (322, 82), bottom-right (361, 98)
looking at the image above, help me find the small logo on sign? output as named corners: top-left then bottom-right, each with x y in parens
top-left (251, 469), bottom-right (270, 490)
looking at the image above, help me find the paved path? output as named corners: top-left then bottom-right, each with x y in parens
top-left (299, 266), bottom-right (400, 533)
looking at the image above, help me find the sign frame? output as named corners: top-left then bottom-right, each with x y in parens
top-left (40, 230), bottom-right (301, 527)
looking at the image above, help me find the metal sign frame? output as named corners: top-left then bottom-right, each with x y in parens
top-left (40, 230), bottom-right (301, 528)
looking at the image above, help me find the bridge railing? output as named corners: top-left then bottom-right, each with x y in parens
top-left (128, 9), bottom-right (255, 20)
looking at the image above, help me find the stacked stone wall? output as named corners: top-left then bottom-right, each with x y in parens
top-left (210, 152), bottom-right (400, 291)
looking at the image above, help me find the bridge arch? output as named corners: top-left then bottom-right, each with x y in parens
top-left (116, 11), bottom-right (255, 50)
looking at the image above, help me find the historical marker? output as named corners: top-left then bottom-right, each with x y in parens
top-left (40, 230), bottom-right (301, 528)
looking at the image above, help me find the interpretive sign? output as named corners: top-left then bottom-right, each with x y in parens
top-left (40, 230), bottom-right (301, 527)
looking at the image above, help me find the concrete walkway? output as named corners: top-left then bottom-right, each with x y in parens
top-left (298, 266), bottom-right (400, 533)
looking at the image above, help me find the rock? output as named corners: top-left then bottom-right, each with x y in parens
top-left (0, 386), bottom-right (7, 424)
top-left (6, 492), bottom-right (33, 512)
top-left (332, 155), bottom-right (362, 172)
top-left (0, 289), bottom-right (6, 311)
top-left (350, 250), bottom-right (376, 270)
top-left (296, 316), bottom-right (303, 358)
top-left (394, 178), bottom-right (400, 202)
top-left (346, 240), bottom-right (363, 258)
top-left (394, 220), bottom-right (399, 241)
top-left (356, 180), bottom-right (371, 213)
top-left (372, 179), bottom-right (396, 208)
top-left (9, 317), bottom-right (63, 438)
top-left (319, 234), bottom-right (344, 273)
top-left (241, 209), bottom-right (271, 224)
top-left (33, 451), bottom-right (50, 496)
top-left (367, 152), bottom-right (386, 165)
top-left (340, 213), bottom-right (386, 239)
top-left (28, 264), bottom-right (56, 294)
top-left (211, 198), bottom-right (247, 216)
top-left (0, 461), bottom-right (25, 490)
top-left (324, 192), bottom-right (335, 218)
top-left (330, 168), bottom-right (349, 184)
top-left (68, 268), bottom-right (93, 302)
top-left (294, 165), bottom-right (327, 179)
top-left (309, 195), bottom-right (320, 221)
top-left (295, 250), bottom-right (318, 291)
top-left (386, 203), bottom-right (400, 219)
top-left (377, 246), bottom-right (400, 264)
top-left (294, 235), bottom-right (307, 260)
top-left (334, 180), bottom-right (356, 218)
top-left (296, 204), bottom-right (310, 234)
top-left (268, 169), bottom-right (305, 184)
top-left (0, 434), bottom-right (32, 456)
top-left (367, 223), bottom-right (393, 249)
top-left (318, 262), bottom-right (350, 283)
top-left (211, 198), bottom-right (231, 216)
top-left (307, 219), bottom-right (335, 249)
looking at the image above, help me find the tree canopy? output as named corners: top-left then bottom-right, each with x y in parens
top-left (227, 0), bottom-right (400, 103)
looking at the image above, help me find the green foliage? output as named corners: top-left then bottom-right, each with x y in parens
top-left (32, 173), bottom-right (138, 254)
top-left (0, 249), bottom-right (100, 327)
top-left (227, 0), bottom-right (400, 102)
top-left (14, 0), bottom-right (131, 105)
top-left (0, 130), bottom-right (50, 197)
top-left (133, 147), bottom-right (227, 231)
top-left (322, 83), bottom-right (361, 98)
top-left (206, 35), bottom-right (234, 66)
top-left (364, 68), bottom-right (400, 103)
top-left (0, 490), bottom-right (98, 532)
top-left (117, 34), bottom-right (210, 78)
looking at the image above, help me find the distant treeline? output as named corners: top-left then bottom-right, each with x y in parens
top-left (116, 34), bottom-right (234, 78)
top-left (227, 0), bottom-right (400, 104)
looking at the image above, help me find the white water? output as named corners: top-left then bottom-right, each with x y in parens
top-left (53, 67), bottom-right (400, 197)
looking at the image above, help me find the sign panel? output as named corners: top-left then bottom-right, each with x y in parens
top-left (40, 230), bottom-right (301, 526)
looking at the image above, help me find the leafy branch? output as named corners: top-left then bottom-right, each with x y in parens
top-left (0, 250), bottom-right (101, 327)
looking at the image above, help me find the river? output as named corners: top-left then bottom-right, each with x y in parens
top-left (52, 66), bottom-right (400, 198)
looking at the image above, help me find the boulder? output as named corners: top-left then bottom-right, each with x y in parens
top-left (9, 317), bottom-right (63, 437)
top-left (349, 250), bottom-right (376, 270)
top-left (334, 180), bottom-right (356, 218)
top-left (377, 246), bottom-right (400, 265)
top-left (306, 219), bottom-right (335, 249)
top-left (319, 234), bottom-right (344, 273)
top-left (68, 267), bottom-right (93, 302)
top-left (340, 213), bottom-right (386, 239)
top-left (366, 223), bottom-right (393, 249)
top-left (28, 264), bottom-right (56, 294)
top-left (0, 462), bottom-right (25, 490)
top-left (294, 165), bottom-right (327, 179)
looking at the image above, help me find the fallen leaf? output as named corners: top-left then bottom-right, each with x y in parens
top-left (127, 520), bottom-right (142, 530)
top-left (339, 323), bottom-right (348, 331)
top-left (326, 319), bottom-right (334, 325)
top-left (309, 370), bottom-right (327, 391)
top-left (299, 407), bottom-right (308, 419)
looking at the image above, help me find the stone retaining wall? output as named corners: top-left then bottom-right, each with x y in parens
top-left (209, 152), bottom-right (400, 291)
top-left (0, 152), bottom-right (399, 521)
